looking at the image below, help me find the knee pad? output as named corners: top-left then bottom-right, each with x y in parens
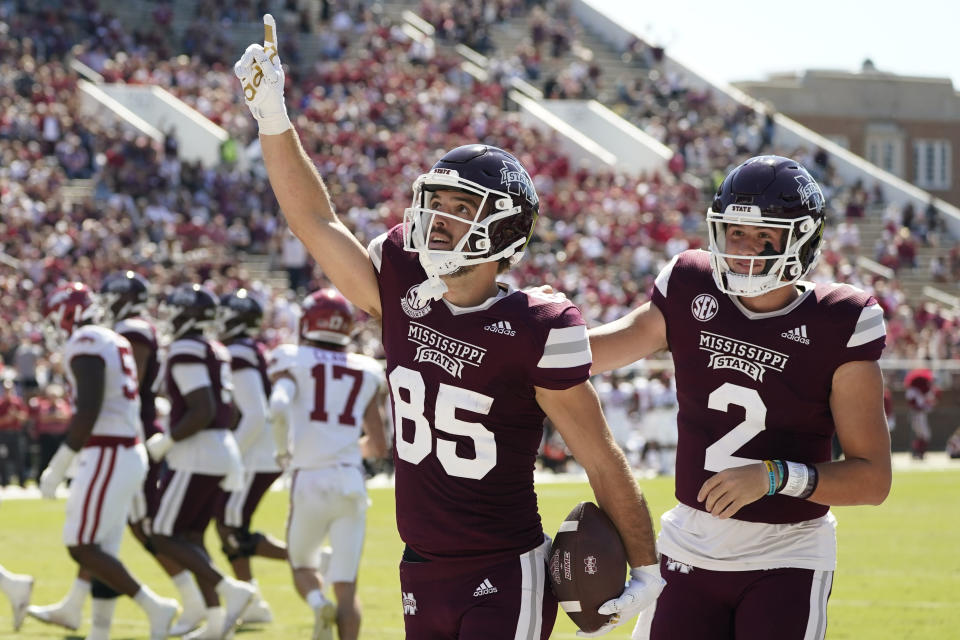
top-left (91, 577), bottom-right (120, 599)
top-left (222, 529), bottom-right (265, 560)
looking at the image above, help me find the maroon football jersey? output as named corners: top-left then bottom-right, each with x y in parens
top-left (226, 336), bottom-right (272, 397)
top-left (652, 250), bottom-right (886, 524)
top-left (371, 226), bottom-right (592, 560)
top-left (164, 336), bottom-right (235, 432)
top-left (115, 316), bottom-right (161, 437)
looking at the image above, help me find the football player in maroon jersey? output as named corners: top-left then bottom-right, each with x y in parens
top-left (235, 16), bottom-right (663, 639)
top-left (588, 156), bottom-right (892, 640)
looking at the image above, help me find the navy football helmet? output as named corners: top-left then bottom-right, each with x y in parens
top-left (218, 289), bottom-right (264, 340)
top-left (160, 284), bottom-right (218, 339)
top-left (402, 144), bottom-right (539, 299)
top-left (100, 270), bottom-right (150, 324)
top-left (707, 155), bottom-right (825, 297)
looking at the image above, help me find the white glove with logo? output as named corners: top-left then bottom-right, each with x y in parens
top-left (39, 444), bottom-right (76, 499)
top-left (234, 14), bottom-right (292, 135)
top-left (576, 564), bottom-right (665, 638)
top-left (145, 433), bottom-right (174, 462)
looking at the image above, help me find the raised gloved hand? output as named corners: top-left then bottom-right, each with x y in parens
top-left (39, 444), bottom-right (76, 499)
top-left (234, 14), bottom-right (291, 135)
top-left (576, 565), bottom-right (665, 638)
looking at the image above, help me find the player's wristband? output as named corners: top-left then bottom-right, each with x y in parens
top-left (763, 460), bottom-right (777, 496)
top-left (773, 459), bottom-right (786, 492)
top-left (777, 461), bottom-right (819, 499)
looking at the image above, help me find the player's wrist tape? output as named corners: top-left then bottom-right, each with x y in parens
top-left (763, 460), bottom-right (777, 496)
top-left (257, 109), bottom-right (292, 136)
top-left (777, 460), bottom-right (819, 499)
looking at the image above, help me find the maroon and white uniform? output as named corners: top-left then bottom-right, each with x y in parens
top-left (150, 336), bottom-right (242, 536)
top-left (114, 316), bottom-right (163, 523)
top-left (370, 226), bottom-right (591, 638)
top-left (61, 325), bottom-right (147, 548)
top-left (650, 251), bottom-right (885, 568)
top-left (219, 337), bottom-right (280, 530)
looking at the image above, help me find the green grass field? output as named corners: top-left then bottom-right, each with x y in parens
top-left (2, 469), bottom-right (959, 639)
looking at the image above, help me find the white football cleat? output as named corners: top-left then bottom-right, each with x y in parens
top-left (26, 601), bottom-right (83, 631)
top-left (219, 579), bottom-right (255, 637)
top-left (311, 599), bottom-right (337, 640)
top-left (241, 597), bottom-right (272, 624)
top-left (181, 621), bottom-right (223, 640)
top-left (149, 597), bottom-right (181, 640)
top-left (169, 606), bottom-right (205, 636)
top-left (6, 573), bottom-right (33, 631)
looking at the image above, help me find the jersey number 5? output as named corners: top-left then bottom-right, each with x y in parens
top-left (117, 345), bottom-right (139, 401)
top-left (389, 366), bottom-right (495, 480)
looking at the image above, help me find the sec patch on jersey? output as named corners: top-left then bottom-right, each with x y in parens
top-left (548, 501), bottom-right (627, 633)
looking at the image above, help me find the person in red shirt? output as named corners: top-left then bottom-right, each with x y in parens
top-left (29, 384), bottom-right (72, 477)
top-left (0, 379), bottom-right (29, 487)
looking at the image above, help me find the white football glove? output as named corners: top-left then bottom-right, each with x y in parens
top-left (39, 444), bottom-right (76, 499)
top-left (234, 14), bottom-right (291, 135)
top-left (145, 433), bottom-right (174, 462)
top-left (576, 564), bottom-right (665, 638)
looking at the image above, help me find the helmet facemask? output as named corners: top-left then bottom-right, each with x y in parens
top-left (707, 204), bottom-right (823, 297)
top-left (402, 169), bottom-right (533, 303)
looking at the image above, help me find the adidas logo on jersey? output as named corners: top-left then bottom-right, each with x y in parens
top-left (473, 579), bottom-right (498, 596)
top-left (781, 325), bottom-right (810, 345)
top-left (484, 321), bottom-right (516, 336)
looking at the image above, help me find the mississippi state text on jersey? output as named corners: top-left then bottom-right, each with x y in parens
top-left (652, 250), bottom-right (886, 523)
top-left (370, 226), bottom-right (592, 559)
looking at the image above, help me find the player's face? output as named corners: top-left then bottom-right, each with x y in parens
top-left (723, 224), bottom-right (786, 274)
top-left (427, 189), bottom-right (483, 250)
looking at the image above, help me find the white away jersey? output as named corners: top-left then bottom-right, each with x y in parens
top-left (269, 344), bottom-right (384, 470)
top-left (63, 325), bottom-right (142, 440)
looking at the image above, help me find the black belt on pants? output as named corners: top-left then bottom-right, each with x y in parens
top-left (402, 545), bottom-right (430, 563)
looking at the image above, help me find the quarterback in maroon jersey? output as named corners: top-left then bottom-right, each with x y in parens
top-left (236, 17), bottom-right (663, 639)
top-left (589, 156), bottom-right (891, 640)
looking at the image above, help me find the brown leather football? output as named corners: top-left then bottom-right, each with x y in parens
top-left (548, 501), bottom-right (628, 633)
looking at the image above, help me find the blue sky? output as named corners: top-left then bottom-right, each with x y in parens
top-left (588, 0), bottom-right (959, 89)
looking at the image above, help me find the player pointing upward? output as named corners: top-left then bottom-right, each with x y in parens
top-left (235, 15), bottom-right (663, 638)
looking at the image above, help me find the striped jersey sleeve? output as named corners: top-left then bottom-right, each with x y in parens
top-left (530, 305), bottom-right (592, 390)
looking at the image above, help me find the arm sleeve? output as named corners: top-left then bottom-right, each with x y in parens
top-left (232, 368), bottom-right (268, 454)
top-left (269, 376), bottom-right (297, 455)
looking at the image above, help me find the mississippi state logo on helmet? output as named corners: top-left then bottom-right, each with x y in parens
top-left (43, 282), bottom-right (100, 350)
top-left (401, 144), bottom-right (540, 285)
top-left (707, 155), bottom-right (825, 297)
top-left (100, 270), bottom-right (150, 324)
top-left (300, 288), bottom-right (354, 346)
top-left (218, 289), bottom-right (264, 340)
top-left (161, 284), bottom-right (218, 340)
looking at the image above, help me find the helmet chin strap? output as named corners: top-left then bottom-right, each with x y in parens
top-left (414, 259), bottom-right (449, 306)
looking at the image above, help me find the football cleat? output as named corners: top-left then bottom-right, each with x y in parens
top-left (26, 600), bottom-right (83, 631)
top-left (148, 597), bottom-right (181, 640)
top-left (311, 598), bottom-right (337, 640)
top-left (219, 578), bottom-right (255, 637)
top-left (5, 573), bottom-right (33, 631)
top-left (169, 605), bottom-right (205, 636)
top-left (240, 597), bottom-right (272, 624)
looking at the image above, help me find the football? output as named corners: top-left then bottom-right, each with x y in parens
top-left (548, 501), bottom-right (628, 633)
